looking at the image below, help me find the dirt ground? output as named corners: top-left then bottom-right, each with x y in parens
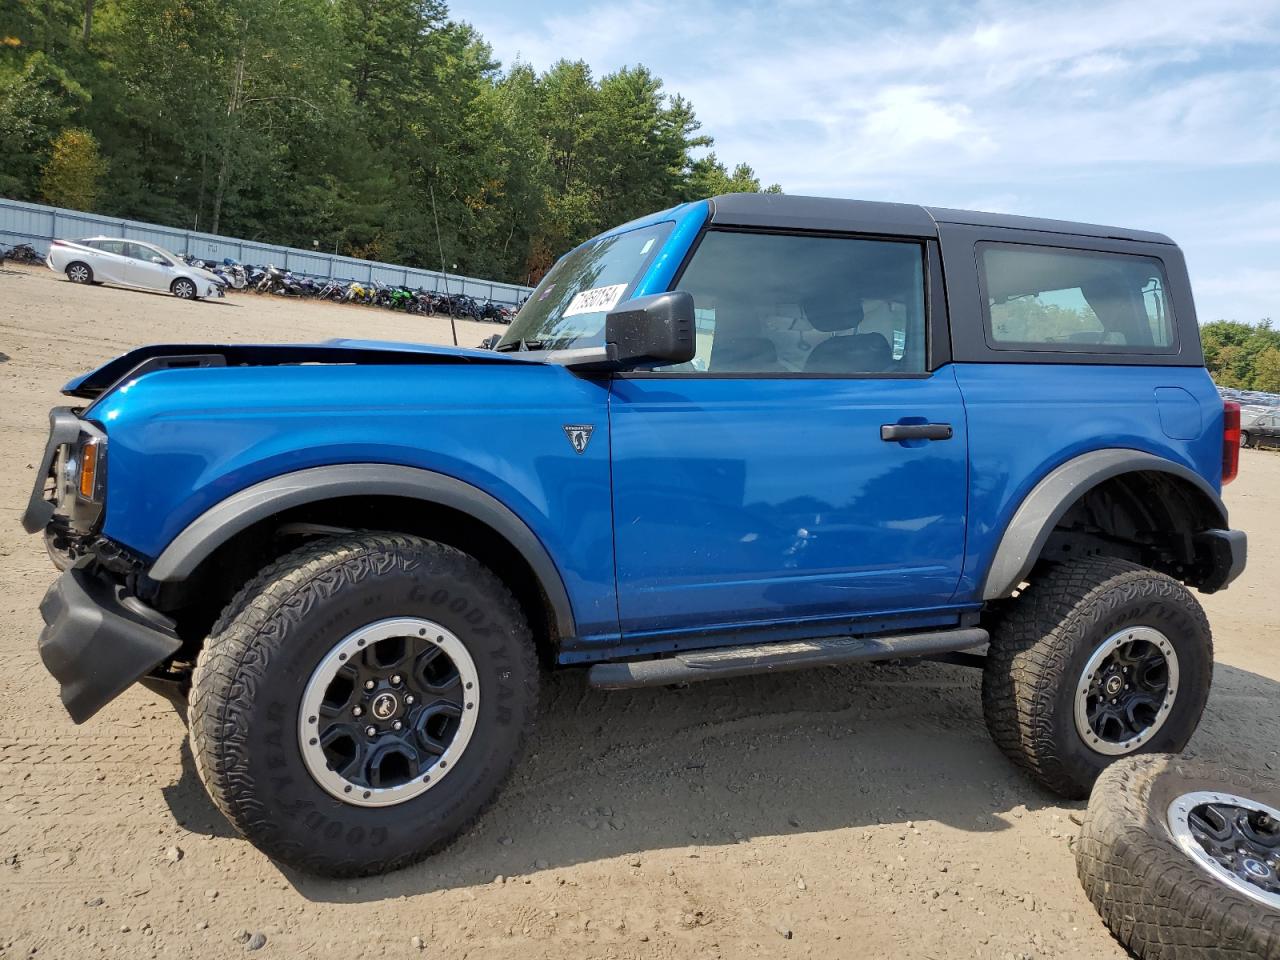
top-left (0, 262), bottom-right (1276, 960)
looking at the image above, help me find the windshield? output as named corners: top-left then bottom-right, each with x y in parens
top-left (498, 221), bottom-right (673, 351)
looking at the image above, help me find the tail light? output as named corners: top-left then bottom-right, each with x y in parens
top-left (1222, 400), bottom-right (1240, 485)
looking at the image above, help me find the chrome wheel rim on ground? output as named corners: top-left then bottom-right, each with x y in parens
top-left (67, 265), bottom-right (89, 283)
top-left (1074, 626), bottom-right (1178, 756)
top-left (1168, 791), bottom-right (1280, 909)
top-left (298, 617), bottom-right (480, 808)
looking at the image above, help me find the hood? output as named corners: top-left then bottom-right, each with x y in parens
top-left (63, 338), bottom-right (537, 400)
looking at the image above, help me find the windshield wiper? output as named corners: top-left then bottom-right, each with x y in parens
top-left (495, 339), bottom-right (546, 353)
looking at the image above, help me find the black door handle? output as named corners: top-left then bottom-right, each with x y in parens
top-left (881, 422), bottom-right (953, 442)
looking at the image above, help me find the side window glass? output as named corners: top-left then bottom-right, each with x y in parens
top-left (657, 231), bottom-right (927, 375)
top-left (981, 244), bottom-right (1176, 352)
top-left (98, 240), bottom-right (125, 256)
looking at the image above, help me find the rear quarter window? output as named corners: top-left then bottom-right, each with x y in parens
top-left (979, 242), bottom-right (1177, 354)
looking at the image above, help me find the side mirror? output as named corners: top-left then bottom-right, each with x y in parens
top-left (605, 291), bottom-right (696, 368)
top-left (151, 256), bottom-right (166, 265)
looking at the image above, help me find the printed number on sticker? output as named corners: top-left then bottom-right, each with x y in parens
top-left (563, 283), bottom-right (628, 317)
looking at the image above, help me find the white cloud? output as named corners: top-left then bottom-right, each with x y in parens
top-left (468, 0), bottom-right (1280, 321)
top-left (1192, 268), bottom-right (1280, 322)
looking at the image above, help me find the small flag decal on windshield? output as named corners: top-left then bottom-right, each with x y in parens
top-left (563, 424), bottom-right (594, 454)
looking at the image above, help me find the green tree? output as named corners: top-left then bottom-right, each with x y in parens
top-left (0, 0), bottom-right (781, 284)
top-left (0, 54), bottom-right (86, 198)
top-left (1201, 320), bottom-right (1280, 390)
top-left (686, 152), bottom-right (782, 197)
top-left (1253, 346), bottom-right (1280, 393)
top-left (40, 125), bottom-right (104, 207)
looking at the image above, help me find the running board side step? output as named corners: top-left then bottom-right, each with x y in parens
top-left (587, 627), bottom-right (989, 690)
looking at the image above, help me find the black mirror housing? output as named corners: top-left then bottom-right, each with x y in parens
top-left (605, 291), bottom-right (695, 368)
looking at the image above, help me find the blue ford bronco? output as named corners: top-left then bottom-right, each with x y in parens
top-left (25, 194), bottom-right (1247, 876)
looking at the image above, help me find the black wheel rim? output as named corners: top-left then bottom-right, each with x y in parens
top-left (299, 617), bottom-right (479, 807)
top-left (1075, 627), bottom-right (1179, 755)
top-left (1169, 791), bottom-right (1280, 908)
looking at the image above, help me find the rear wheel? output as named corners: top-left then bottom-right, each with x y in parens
top-left (188, 532), bottom-right (538, 876)
top-left (1241, 430), bottom-right (1253, 449)
top-left (65, 262), bottom-right (93, 284)
top-left (982, 557), bottom-right (1213, 798)
top-left (172, 277), bottom-right (197, 299)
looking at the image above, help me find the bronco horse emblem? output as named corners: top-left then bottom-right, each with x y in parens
top-left (563, 424), bottom-right (594, 454)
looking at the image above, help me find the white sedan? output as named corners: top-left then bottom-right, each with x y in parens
top-left (46, 237), bottom-right (224, 300)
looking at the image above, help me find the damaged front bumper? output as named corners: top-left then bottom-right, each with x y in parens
top-left (38, 564), bottom-right (181, 723)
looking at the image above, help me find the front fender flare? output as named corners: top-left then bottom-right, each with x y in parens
top-left (147, 464), bottom-right (577, 639)
top-left (980, 449), bottom-right (1229, 600)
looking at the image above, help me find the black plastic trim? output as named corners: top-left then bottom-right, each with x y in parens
top-left (926, 239), bottom-right (952, 369)
top-left (38, 565), bottom-right (181, 723)
top-left (22, 408), bottom-right (82, 534)
top-left (709, 193), bottom-right (939, 237)
top-left (936, 223), bottom-right (1204, 367)
top-left (615, 371), bottom-right (935, 381)
top-left (588, 626), bottom-right (989, 689)
top-left (706, 193), bottom-right (1174, 244)
top-left (1193, 528), bottom-right (1247, 593)
top-left (981, 449), bottom-right (1232, 600)
top-left (147, 464), bottom-right (578, 641)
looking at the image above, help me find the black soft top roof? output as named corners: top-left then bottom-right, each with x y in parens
top-left (708, 193), bottom-right (1174, 245)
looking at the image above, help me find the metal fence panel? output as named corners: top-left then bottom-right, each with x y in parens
top-left (0, 197), bottom-right (533, 305)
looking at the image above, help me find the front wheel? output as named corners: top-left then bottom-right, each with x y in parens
top-left (1241, 430), bottom-right (1253, 449)
top-left (188, 533), bottom-right (538, 876)
top-left (982, 557), bottom-right (1213, 799)
top-left (172, 277), bottom-right (197, 299)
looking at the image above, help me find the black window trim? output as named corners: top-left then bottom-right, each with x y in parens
top-left (615, 224), bottom-right (947, 381)
top-left (975, 239), bottom-right (1180, 357)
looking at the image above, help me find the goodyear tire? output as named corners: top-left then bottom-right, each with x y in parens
top-left (983, 557), bottom-right (1212, 799)
top-left (1077, 755), bottom-right (1280, 959)
top-left (189, 533), bottom-right (538, 876)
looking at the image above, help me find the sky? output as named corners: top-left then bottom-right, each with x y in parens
top-left (463, 0), bottom-right (1280, 324)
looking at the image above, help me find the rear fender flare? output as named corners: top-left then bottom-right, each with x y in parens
top-left (980, 449), bottom-right (1228, 600)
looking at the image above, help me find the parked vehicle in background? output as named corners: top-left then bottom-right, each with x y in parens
top-left (1240, 411), bottom-right (1280, 448)
top-left (24, 193), bottom-right (1246, 877)
top-left (46, 238), bottom-right (224, 300)
top-left (1218, 385), bottom-right (1280, 410)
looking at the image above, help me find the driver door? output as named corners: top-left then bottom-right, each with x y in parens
top-left (608, 229), bottom-right (968, 640)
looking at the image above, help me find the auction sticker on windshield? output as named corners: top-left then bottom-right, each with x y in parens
top-left (562, 283), bottom-right (628, 317)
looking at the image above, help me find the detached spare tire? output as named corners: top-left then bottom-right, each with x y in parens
top-left (1076, 754), bottom-right (1280, 959)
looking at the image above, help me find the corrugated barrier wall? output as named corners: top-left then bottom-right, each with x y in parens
top-left (0, 197), bottom-right (533, 305)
